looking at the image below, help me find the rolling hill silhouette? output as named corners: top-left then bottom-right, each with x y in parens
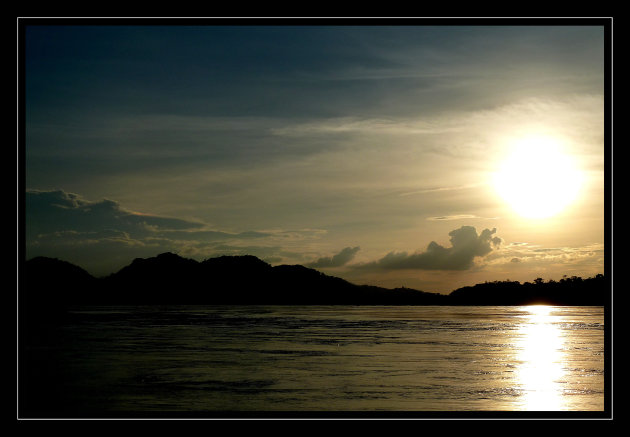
top-left (23, 252), bottom-right (605, 308)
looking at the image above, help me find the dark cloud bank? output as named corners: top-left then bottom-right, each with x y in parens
top-left (25, 189), bottom-right (275, 241)
top-left (24, 189), bottom-right (273, 275)
top-left (354, 226), bottom-right (501, 271)
top-left (25, 189), bottom-right (204, 236)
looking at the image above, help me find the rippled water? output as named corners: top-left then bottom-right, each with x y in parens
top-left (26, 305), bottom-right (605, 415)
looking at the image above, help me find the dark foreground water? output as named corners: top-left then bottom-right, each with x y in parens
top-left (21, 305), bottom-right (605, 417)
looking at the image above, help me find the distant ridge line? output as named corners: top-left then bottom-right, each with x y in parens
top-left (23, 252), bottom-right (606, 307)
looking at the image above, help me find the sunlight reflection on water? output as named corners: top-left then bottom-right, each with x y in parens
top-left (515, 305), bottom-right (568, 411)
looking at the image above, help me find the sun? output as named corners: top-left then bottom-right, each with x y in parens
top-left (493, 135), bottom-right (584, 219)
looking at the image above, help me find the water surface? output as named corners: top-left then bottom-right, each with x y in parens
top-left (23, 305), bottom-right (605, 415)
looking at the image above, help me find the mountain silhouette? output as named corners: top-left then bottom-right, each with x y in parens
top-left (23, 252), bottom-right (605, 308)
top-left (24, 256), bottom-right (98, 309)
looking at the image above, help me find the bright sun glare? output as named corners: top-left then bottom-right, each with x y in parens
top-left (493, 135), bottom-right (584, 219)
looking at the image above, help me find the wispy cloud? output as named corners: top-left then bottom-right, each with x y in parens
top-left (270, 116), bottom-right (460, 137)
top-left (426, 214), bottom-right (499, 221)
top-left (397, 183), bottom-right (485, 197)
top-left (487, 242), bottom-right (605, 266)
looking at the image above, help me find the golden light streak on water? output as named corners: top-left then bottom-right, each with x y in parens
top-left (515, 305), bottom-right (568, 411)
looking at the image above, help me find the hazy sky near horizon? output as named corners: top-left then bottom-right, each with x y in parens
top-left (23, 21), bottom-right (607, 293)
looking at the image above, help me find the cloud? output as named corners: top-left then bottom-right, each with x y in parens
top-left (356, 226), bottom-right (502, 271)
top-left (26, 189), bottom-right (204, 237)
top-left (306, 246), bottom-right (361, 268)
top-left (426, 214), bottom-right (496, 221)
top-left (159, 229), bottom-right (271, 243)
top-left (486, 242), bottom-right (604, 268)
top-left (26, 190), bottom-right (281, 245)
top-left (270, 117), bottom-right (456, 137)
top-left (24, 189), bottom-right (294, 275)
top-left (31, 229), bottom-right (146, 248)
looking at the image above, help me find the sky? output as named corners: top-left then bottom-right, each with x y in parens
top-left (22, 20), bottom-right (608, 294)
